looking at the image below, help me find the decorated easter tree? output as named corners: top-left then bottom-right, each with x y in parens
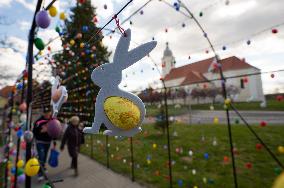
top-left (53, 0), bottom-right (110, 125)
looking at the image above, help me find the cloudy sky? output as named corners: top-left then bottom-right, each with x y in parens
top-left (0, 0), bottom-right (284, 94)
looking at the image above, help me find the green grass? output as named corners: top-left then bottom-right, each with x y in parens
top-left (146, 100), bottom-right (284, 117)
top-left (80, 123), bottom-right (284, 188)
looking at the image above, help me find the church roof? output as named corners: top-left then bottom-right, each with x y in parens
top-left (164, 56), bottom-right (258, 83)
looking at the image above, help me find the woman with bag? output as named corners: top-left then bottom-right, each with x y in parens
top-left (60, 116), bottom-right (82, 176)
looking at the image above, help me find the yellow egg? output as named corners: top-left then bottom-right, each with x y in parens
top-left (48, 6), bottom-right (57, 17)
top-left (59, 12), bottom-right (66, 20)
top-left (25, 158), bottom-right (40, 177)
top-left (104, 96), bottom-right (141, 130)
top-left (273, 173), bottom-right (284, 188)
top-left (153, 143), bottom-right (157, 149)
top-left (278, 146), bottom-right (284, 154)
top-left (70, 39), bottom-right (75, 46)
top-left (17, 160), bottom-right (24, 168)
top-left (80, 43), bottom-right (84, 48)
top-left (225, 98), bottom-right (231, 105)
top-left (7, 161), bottom-right (13, 169)
top-left (213, 117), bottom-right (219, 124)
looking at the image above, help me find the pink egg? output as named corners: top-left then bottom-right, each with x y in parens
top-left (47, 119), bottom-right (62, 139)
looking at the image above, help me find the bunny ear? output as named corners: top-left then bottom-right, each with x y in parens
top-left (119, 41), bottom-right (157, 70)
top-left (113, 29), bottom-right (131, 63)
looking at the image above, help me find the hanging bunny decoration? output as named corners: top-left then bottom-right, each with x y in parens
top-left (51, 76), bottom-right (68, 118)
top-left (83, 29), bottom-right (157, 137)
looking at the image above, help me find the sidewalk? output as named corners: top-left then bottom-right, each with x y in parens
top-left (26, 149), bottom-right (144, 188)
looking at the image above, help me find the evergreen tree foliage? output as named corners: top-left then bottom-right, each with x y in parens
top-left (53, 0), bottom-right (110, 126)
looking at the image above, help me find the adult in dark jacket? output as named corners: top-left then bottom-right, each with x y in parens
top-left (32, 107), bottom-right (52, 181)
top-left (60, 116), bottom-right (82, 176)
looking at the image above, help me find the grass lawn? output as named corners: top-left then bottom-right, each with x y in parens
top-left (80, 123), bottom-right (284, 188)
top-left (146, 100), bottom-right (284, 117)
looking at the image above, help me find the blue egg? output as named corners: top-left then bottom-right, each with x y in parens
top-left (16, 83), bottom-right (23, 90)
top-left (82, 26), bottom-right (89, 32)
top-left (17, 129), bottom-right (23, 138)
top-left (204, 153), bottom-right (209, 160)
top-left (11, 167), bottom-right (16, 174)
top-left (178, 179), bottom-right (183, 187)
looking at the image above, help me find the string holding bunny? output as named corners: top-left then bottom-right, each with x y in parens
top-left (83, 29), bottom-right (157, 137)
top-left (51, 76), bottom-right (68, 118)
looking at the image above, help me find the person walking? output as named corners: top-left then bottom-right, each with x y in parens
top-left (33, 107), bottom-right (52, 181)
top-left (60, 116), bottom-right (82, 176)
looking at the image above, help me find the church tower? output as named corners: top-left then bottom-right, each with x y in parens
top-left (162, 42), bottom-right (175, 78)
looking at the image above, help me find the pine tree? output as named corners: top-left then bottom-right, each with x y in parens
top-left (53, 0), bottom-right (110, 126)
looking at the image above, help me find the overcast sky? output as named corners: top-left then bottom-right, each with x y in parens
top-left (0, 0), bottom-right (284, 94)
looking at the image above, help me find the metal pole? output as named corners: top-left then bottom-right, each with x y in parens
top-left (4, 90), bottom-right (14, 188)
top-left (106, 135), bottom-right (109, 168)
top-left (25, 0), bottom-right (43, 187)
top-left (163, 85), bottom-right (173, 188)
top-left (177, 2), bottom-right (238, 187)
top-left (130, 137), bottom-right (135, 182)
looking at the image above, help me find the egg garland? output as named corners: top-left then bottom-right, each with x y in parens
top-left (35, 10), bottom-right (51, 29)
top-left (83, 29), bottom-right (157, 137)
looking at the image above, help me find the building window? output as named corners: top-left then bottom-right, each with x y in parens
top-left (240, 79), bottom-right (245, 89)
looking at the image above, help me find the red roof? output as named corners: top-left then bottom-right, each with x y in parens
top-left (164, 56), bottom-right (258, 83)
top-left (0, 86), bottom-right (14, 98)
top-left (180, 71), bottom-right (208, 85)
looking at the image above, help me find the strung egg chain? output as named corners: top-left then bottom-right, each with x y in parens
top-left (104, 0), bottom-right (187, 37)
top-left (60, 107), bottom-right (94, 112)
top-left (82, 0), bottom-right (134, 46)
top-left (59, 112), bottom-right (91, 116)
top-left (47, 0), bottom-right (135, 72)
top-left (230, 104), bottom-right (284, 169)
top-left (122, 62), bottom-right (284, 93)
top-left (162, 0), bottom-right (284, 53)
top-left (32, 66), bottom-right (90, 98)
top-left (177, 21), bottom-right (284, 55)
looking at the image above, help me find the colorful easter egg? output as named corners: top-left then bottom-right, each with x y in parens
top-left (103, 96), bottom-right (141, 130)
top-left (35, 10), bottom-right (50, 28)
top-left (17, 160), bottom-right (24, 168)
top-left (47, 119), bottom-right (62, 139)
top-left (48, 6), bottom-right (57, 17)
top-left (273, 173), bottom-right (284, 188)
top-left (25, 158), bottom-right (40, 176)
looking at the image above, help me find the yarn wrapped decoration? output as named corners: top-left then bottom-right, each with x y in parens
top-left (34, 38), bottom-right (45, 51)
top-left (104, 96), bottom-right (141, 130)
top-left (35, 10), bottom-right (50, 29)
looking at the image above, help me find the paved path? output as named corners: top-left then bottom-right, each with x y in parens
top-left (145, 110), bottom-right (284, 125)
top-left (24, 150), bottom-right (144, 188)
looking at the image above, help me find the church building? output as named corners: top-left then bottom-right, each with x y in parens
top-left (161, 43), bottom-right (265, 103)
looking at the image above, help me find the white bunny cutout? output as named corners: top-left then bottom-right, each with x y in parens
top-left (51, 76), bottom-right (68, 118)
top-left (83, 29), bottom-right (157, 137)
